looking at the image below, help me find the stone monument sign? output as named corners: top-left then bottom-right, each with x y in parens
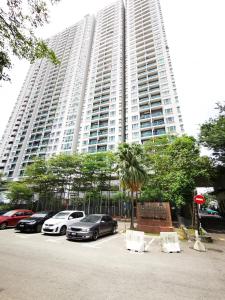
top-left (137, 202), bottom-right (173, 233)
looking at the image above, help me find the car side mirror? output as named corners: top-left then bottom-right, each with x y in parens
top-left (68, 216), bottom-right (73, 220)
top-left (101, 220), bottom-right (105, 223)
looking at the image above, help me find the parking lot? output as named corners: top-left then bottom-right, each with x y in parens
top-left (0, 224), bottom-right (225, 300)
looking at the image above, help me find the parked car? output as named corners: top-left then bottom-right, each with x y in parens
top-left (66, 214), bottom-right (118, 241)
top-left (42, 210), bottom-right (85, 235)
top-left (0, 209), bottom-right (33, 229)
top-left (15, 211), bottom-right (57, 233)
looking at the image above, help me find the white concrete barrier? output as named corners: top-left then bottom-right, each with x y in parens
top-left (160, 232), bottom-right (180, 253)
top-left (125, 230), bottom-right (146, 252)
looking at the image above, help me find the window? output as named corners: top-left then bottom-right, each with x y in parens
top-left (132, 132), bottom-right (139, 139)
top-left (163, 98), bottom-right (171, 105)
top-left (168, 126), bottom-right (176, 132)
top-left (166, 117), bottom-right (174, 123)
top-left (165, 108), bottom-right (173, 115)
top-left (109, 136), bottom-right (115, 142)
top-left (132, 106), bottom-right (138, 112)
top-left (71, 212), bottom-right (84, 218)
top-left (132, 123), bottom-right (139, 130)
top-left (132, 115), bottom-right (138, 121)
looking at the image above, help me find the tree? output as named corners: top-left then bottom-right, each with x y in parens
top-left (7, 181), bottom-right (32, 206)
top-left (200, 102), bottom-right (225, 165)
top-left (24, 158), bottom-right (57, 210)
top-left (143, 136), bottom-right (213, 211)
top-left (117, 143), bottom-right (147, 229)
top-left (0, 0), bottom-right (60, 81)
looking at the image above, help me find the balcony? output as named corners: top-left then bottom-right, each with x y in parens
top-left (97, 146), bottom-right (107, 152)
top-left (141, 121), bottom-right (151, 128)
top-left (99, 130), bottom-right (108, 136)
top-left (151, 101), bottom-right (162, 108)
top-left (139, 97), bottom-right (149, 103)
top-left (151, 94), bottom-right (161, 100)
top-left (90, 131), bottom-right (97, 137)
top-left (152, 120), bottom-right (165, 126)
top-left (138, 89), bottom-right (148, 95)
top-left (99, 122), bottom-right (108, 128)
top-left (99, 113), bottom-right (109, 119)
top-left (154, 129), bottom-right (166, 136)
top-left (98, 139), bottom-right (107, 144)
top-left (92, 115), bottom-right (99, 120)
top-left (151, 112), bottom-right (163, 118)
top-left (140, 114), bottom-right (151, 120)
top-left (139, 104), bottom-right (150, 111)
top-left (141, 130), bottom-right (152, 138)
top-left (89, 139), bottom-right (97, 145)
top-left (100, 106), bottom-right (109, 112)
top-left (88, 146), bottom-right (96, 153)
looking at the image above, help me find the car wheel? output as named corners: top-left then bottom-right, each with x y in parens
top-left (111, 226), bottom-right (117, 234)
top-left (37, 224), bottom-right (42, 233)
top-left (0, 222), bottom-right (7, 230)
top-left (59, 225), bottom-right (67, 235)
top-left (92, 230), bottom-right (99, 241)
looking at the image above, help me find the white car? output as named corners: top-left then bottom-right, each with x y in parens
top-left (42, 210), bottom-right (85, 235)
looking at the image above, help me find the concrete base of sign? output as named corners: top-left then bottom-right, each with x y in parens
top-left (160, 232), bottom-right (181, 253)
top-left (193, 230), bottom-right (206, 252)
top-left (193, 240), bottom-right (206, 252)
top-left (138, 224), bottom-right (174, 234)
top-left (125, 230), bottom-right (146, 253)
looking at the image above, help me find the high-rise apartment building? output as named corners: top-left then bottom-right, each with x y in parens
top-left (0, 15), bottom-right (95, 178)
top-left (78, 0), bottom-right (125, 153)
top-left (125, 0), bottom-right (184, 143)
top-left (0, 0), bottom-right (184, 179)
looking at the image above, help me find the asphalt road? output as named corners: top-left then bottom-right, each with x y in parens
top-left (0, 227), bottom-right (225, 300)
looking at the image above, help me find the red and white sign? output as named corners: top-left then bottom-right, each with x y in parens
top-left (194, 194), bottom-right (206, 205)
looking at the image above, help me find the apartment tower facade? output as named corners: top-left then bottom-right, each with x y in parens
top-left (0, 16), bottom-right (95, 178)
top-left (125, 0), bottom-right (183, 143)
top-left (78, 0), bottom-right (125, 153)
top-left (0, 0), bottom-right (184, 178)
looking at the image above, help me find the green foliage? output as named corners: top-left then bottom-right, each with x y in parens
top-left (143, 135), bottom-right (213, 207)
top-left (0, 0), bottom-right (60, 81)
top-left (7, 181), bottom-right (32, 205)
top-left (116, 143), bottom-right (147, 228)
top-left (0, 172), bottom-right (6, 189)
top-left (23, 152), bottom-right (117, 211)
top-left (117, 143), bottom-right (147, 193)
top-left (14, 137), bottom-right (213, 213)
top-left (199, 102), bottom-right (225, 164)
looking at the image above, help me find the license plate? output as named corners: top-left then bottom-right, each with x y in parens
top-left (71, 233), bottom-right (77, 236)
top-left (20, 225), bottom-right (24, 227)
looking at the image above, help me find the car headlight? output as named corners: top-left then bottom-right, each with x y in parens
top-left (68, 226), bottom-right (72, 230)
top-left (28, 221), bottom-right (36, 225)
top-left (82, 228), bottom-right (90, 232)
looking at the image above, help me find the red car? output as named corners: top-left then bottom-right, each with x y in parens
top-left (0, 209), bottom-right (33, 229)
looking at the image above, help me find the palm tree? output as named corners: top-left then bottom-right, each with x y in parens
top-left (117, 143), bottom-right (147, 229)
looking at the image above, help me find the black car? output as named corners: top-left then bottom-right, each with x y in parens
top-left (15, 211), bottom-right (57, 233)
top-left (66, 214), bottom-right (118, 241)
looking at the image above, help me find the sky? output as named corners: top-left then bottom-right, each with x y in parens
top-left (0, 0), bottom-right (225, 139)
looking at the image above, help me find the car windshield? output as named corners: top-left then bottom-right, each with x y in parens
top-left (3, 210), bottom-right (17, 216)
top-left (31, 213), bottom-right (48, 218)
top-left (52, 212), bottom-right (70, 219)
top-left (81, 215), bottom-right (101, 223)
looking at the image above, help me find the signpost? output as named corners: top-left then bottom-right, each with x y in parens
top-left (193, 194), bottom-right (206, 234)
